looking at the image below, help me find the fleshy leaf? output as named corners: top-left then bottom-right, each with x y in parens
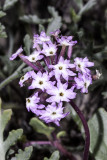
top-left (0, 99), bottom-right (23, 160)
top-left (4, 129), bottom-right (23, 153)
top-left (19, 15), bottom-right (51, 24)
top-left (75, 0), bottom-right (83, 9)
top-left (78, 0), bottom-right (96, 16)
top-left (0, 23), bottom-right (7, 38)
top-left (15, 146), bottom-right (33, 160)
top-left (29, 118), bottom-right (55, 139)
top-left (47, 6), bottom-right (62, 34)
top-left (0, 11), bottom-right (6, 18)
top-left (88, 108), bottom-right (107, 160)
top-left (44, 151), bottom-right (60, 160)
top-left (3, 0), bottom-right (18, 11)
top-left (23, 34), bottom-right (32, 55)
top-left (1, 109), bottom-right (12, 133)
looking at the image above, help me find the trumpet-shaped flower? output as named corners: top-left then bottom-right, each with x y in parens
top-left (26, 92), bottom-right (40, 111)
top-left (33, 31), bottom-right (50, 48)
top-left (49, 56), bottom-right (76, 81)
top-left (28, 71), bottom-right (55, 91)
top-left (25, 50), bottom-right (43, 62)
top-left (57, 36), bottom-right (77, 46)
top-left (46, 81), bottom-right (76, 103)
top-left (39, 102), bottom-right (69, 126)
top-left (74, 74), bottom-right (92, 93)
top-left (42, 42), bottom-right (57, 57)
top-left (10, 47), bottom-right (23, 60)
top-left (74, 57), bottom-right (94, 74)
top-left (19, 71), bottom-right (36, 87)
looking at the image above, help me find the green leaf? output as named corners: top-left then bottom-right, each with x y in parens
top-left (1, 109), bottom-right (12, 133)
top-left (47, 6), bottom-right (62, 34)
top-left (78, 0), bottom-right (96, 16)
top-left (3, 0), bottom-right (18, 11)
top-left (23, 34), bottom-right (32, 55)
top-left (19, 15), bottom-right (51, 24)
top-left (44, 151), bottom-right (60, 160)
top-left (75, 0), bottom-right (83, 9)
top-left (15, 146), bottom-right (33, 160)
top-left (0, 99), bottom-right (24, 160)
top-left (88, 108), bottom-right (107, 160)
top-left (0, 23), bottom-right (7, 38)
top-left (0, 11), bottom-right (6, 18)
top-left (39, 24), bottom-right (45, 33)
top-left (29, 118), bottom-right (55, 139)
top-left (4, 129), bottom-right (23, 153)
top-left (70, 8), bottom-right (80, 23)
top-left (102, 92), bottom-right (107, 99)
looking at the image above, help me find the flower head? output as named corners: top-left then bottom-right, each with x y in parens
top-left (10, 30), bottom-right (95, 126)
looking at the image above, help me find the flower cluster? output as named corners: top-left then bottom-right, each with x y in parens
top-left (10, 30), bottom-right (94, 126)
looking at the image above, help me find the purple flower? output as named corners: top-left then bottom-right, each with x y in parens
top-left (26, 92), bottom-right (40, 111)
top-left (42, 41), bottom-right (57, 57)
top-left (57, 36), bottom-right (77, 46)
top-left (19, 71), bottom-right (36, 87)
top-left (25, 50), bottom-right (43, 62)
top-left (39, 102), bottom-right (69, 126)
top-left (46, 81), bottom-right (76, 103)
top-left (50, 29), bottom-right (60, 37)
top-left (31, 104), bottom-right (45, 116)
top-left (74, 74), bottom-right (92, 93)
top-left (74, 57), bottom-right (94, 74)
top-left (49, 56), bottom-right (76, 81)
top-left (28, 71), bottom-right (55, 91)
top-left (10, 47), bottom-right (23, 60)
top-left (33, 31), bottom-right (50, 47)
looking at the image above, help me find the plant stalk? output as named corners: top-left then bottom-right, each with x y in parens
top-left (70, 100), bottom-right (90, 160)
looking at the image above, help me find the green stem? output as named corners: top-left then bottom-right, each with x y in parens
top-left (0, 63), bottom-right (31, 90)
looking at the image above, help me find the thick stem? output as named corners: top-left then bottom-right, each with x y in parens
top-left (70, 100), bottom-right (90, 160)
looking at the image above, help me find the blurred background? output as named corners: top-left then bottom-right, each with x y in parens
top-left (0, 0), bottom-right (107, 160)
